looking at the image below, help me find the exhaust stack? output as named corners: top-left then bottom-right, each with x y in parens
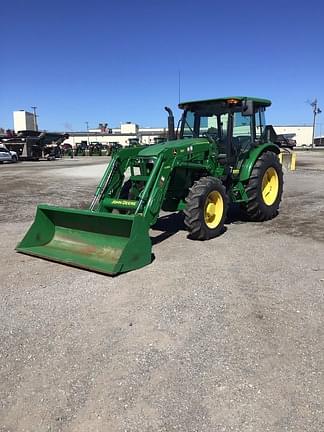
top-left (164, 106), bottom-right (176, 141)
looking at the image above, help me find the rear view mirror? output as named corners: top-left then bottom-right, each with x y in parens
top-left (242, 100), bottom-right (254, 116)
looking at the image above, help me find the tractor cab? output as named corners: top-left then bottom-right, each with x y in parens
top-left (176, 97), bottom-right (272, 164)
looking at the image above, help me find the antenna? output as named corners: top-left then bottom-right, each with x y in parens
top-left (178, 70), bottom-right (181, 104)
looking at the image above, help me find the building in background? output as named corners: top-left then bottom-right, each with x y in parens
top-left (120, 122), bottom-right (138, 135)
top-left (64, 122), bottom-right (167, 148)
top-left (63, 122), bottom-right (313, 148)
top-left (274, 125), bottom-right (312, 147)
top-left (13, 110), bottom-right (37, 133)
top-left (9, 111), bottom-right (315, 148)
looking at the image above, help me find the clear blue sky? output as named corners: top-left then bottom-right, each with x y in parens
top-left (1, 0), bottom-right (324, 132)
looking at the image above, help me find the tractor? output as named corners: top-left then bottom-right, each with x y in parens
top-left (17, 97), bottom-right (283, 274)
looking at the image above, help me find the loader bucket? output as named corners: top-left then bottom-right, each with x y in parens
top-left (16, 205), bottom-right (152, 275)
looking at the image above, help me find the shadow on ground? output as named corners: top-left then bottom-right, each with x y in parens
top-left (150, 205), bottom-right (246, 246)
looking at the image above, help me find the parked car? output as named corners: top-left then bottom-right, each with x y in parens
top-left (0, 146), bottom-right (18, 163)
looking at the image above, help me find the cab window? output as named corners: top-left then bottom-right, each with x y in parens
top-left (255, 108), bottom-right (266, 139)
top-left (232, 111), bottom-right (252, 147)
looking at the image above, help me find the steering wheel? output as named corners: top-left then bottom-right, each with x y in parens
top-left (203, 128), bottom-right (220, 144)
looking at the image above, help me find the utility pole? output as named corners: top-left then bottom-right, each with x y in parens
top-left (31, 106), bottom-right (38, 131)
top-left (310, 99), bottom-right (321, 148)
top-left (85, 121), bottom-right (89, 146)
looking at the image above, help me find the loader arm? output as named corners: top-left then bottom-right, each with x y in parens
top-left (16, 146), bottom-right (182, 275)
top-left (96, 150), bottom-right (178, 226)
top-left (90, 146), bottom-right (143, 211)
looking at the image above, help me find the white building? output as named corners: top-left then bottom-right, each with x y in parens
top-left (63, 122), bottom-right (166, 148)
top-left (13, 110), bottom-right (37, 133)
top-left (274, 125), bottom-right (312, 147)
top-left (139, 127), bottom-right (168, 144)
top-left (121, 122), bottom-right (138, 134)
top-left (62, 121), bottom-right (313, 149)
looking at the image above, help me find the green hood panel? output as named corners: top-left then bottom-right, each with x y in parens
top-left (138, 138), bottom-right (209, 157)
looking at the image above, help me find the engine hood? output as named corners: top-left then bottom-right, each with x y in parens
top-left (138, 138), bottom-right (208, 157)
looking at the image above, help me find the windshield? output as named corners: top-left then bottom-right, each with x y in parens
top-left (181, 110), bottom-right (229, 142)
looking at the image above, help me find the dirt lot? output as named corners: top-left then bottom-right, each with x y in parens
top-left (1, 152), bottom-right (324, 432)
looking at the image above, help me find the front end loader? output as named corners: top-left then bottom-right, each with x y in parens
top-left (17, 97), bottom-right (283, 274)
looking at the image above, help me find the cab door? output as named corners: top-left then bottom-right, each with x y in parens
top-left (229, 108), bottom-right (266, 169)
top-left (231, 111), bottom-right (254, 159)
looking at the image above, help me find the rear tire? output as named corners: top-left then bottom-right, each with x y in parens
top-left (184, 176), bottom-right (228, 240)
top-left (244, 151), bottom-right (283, 221)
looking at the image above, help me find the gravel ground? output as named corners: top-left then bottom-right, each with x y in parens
top-left (0, 153), bottom-right (323, 432)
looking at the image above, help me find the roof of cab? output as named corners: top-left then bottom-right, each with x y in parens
top-left (178, 96), bottom-right (271, 110)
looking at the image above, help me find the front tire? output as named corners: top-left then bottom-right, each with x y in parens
top-left (184, 176), bottom-right (228, 240)
top-left (244, 151), bottom-right (283, 221)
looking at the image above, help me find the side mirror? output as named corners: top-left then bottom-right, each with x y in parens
top-left (242, 99), bottom-right (254, 116)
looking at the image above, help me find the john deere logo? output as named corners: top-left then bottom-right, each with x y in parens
top-left (111, 200), bottom-right (137, 206)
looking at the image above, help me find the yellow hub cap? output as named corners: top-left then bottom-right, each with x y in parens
top-left (261, 167), bottom-right (279, 206)
top-left (204, 191), bottom-right (224, 229)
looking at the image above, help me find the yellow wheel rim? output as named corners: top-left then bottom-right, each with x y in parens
top-left (204, 191), bottom-right (224, 229)
top-left (261, 167), bottom-right (279, 206)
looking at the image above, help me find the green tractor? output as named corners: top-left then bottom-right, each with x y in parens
top-left (17, 97), bottom-right (283, 275)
